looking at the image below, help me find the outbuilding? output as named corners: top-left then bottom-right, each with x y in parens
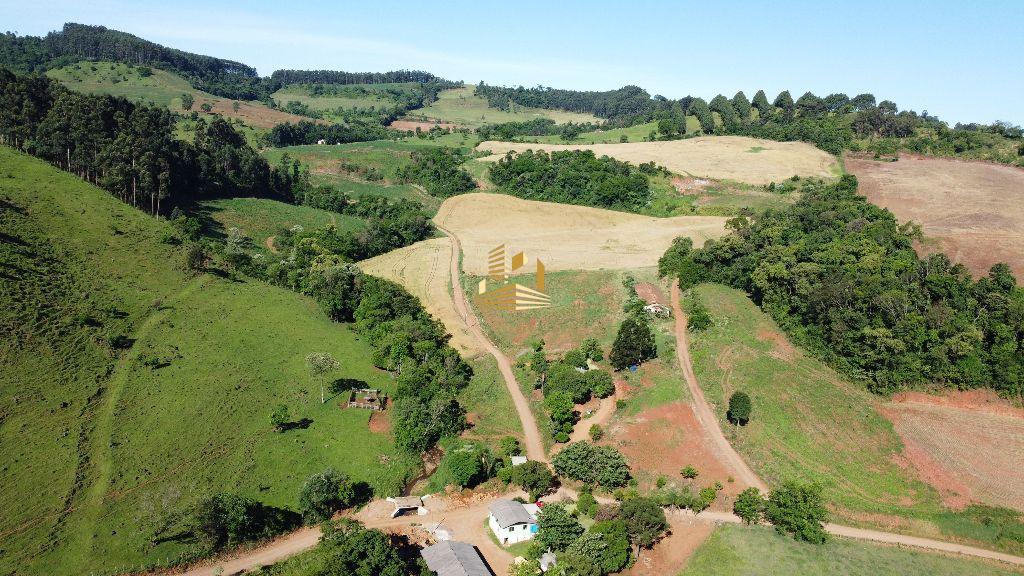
top-left (421, 541), bottom-right (494, 576)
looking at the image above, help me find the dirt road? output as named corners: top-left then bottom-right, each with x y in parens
top-left (670, 281), bottom-right (768, 492)
top-left (435, 221), bottom-right (547, 463)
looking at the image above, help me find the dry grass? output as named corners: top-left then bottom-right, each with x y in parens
top-left (434, 193), bottom-right (728, 275)
top-left (358, 237), bottom-right (481, 356)
top-left (847, 154), bottom-right (1024, 278)
top-left (477, 136), bottom-right (840, 185)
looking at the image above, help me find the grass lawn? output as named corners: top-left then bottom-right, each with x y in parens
top-left (680, 524), bottom-right (1023, 576)
top-left (199, 197), bottom-right (364, 251)
top-left (0, 147), bottom-right (418, 575)
top-left (459, 355), bottom-right (522, 444)
top-left (404, 86), bottom-right (600, 129)
top-left (688, 283), bottom-right (1024, 554)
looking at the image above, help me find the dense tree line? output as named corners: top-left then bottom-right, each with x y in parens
top-left (396, 147), bottom-right (477, 197)
top-left (476, 82), bottom-right (656, 124)
top-left (263, 119), bottom-right (393, 146)
top-left (476, 117), bottom-right (598, 140)
top-left (0, 68), bottom-right (290, 214)
top-left (489, 149), bottom-right (652, 210)
top-left (270, 69), bottom-right (457, 86)
top-left (659, 175), bottom-right (1024, 397)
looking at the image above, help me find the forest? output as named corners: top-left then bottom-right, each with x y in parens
top-left (0, 68), bottom-right (292, 214)
top-left (659, 175), bottom-right (1024, 397)
top-left (476, 82), bottom-right (656, 125)
top-left (488, 149), bottom-right (653, 210)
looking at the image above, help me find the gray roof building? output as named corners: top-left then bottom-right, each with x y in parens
top-left (421, 541), bottom-right (494, 576)
top-left (488, 500), bottom-right (534, 529)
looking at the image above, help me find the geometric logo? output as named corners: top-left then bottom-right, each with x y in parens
top-left (475, 244), bottom-right (552, 311)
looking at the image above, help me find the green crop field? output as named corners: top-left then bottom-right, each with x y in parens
top-left (0, 147), bottom-right (418, 575)
top-left (681, 525), bottom-right (1023, 576)
top-left (403, 86), bottom-right (601, 128)
top-left (200, 197), bottom-right (365, 252)
top-left (688, 283), bottom-right (1024, 554)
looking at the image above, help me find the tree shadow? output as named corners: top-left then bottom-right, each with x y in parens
top-left (327, 377), bottom-right (368, 402)
top-left (279, 417), bottom-right (313, 432)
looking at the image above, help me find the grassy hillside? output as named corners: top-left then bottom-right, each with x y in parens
top-left (681, 524), bottom-right (1023, 576)
top-left (200, 197), bottom-right (365, 253)
top-left (404, 86), bottom-right (600, 128)
top-left (271, 82), bottom-right (419, 116)
top-left (0, 147), bottom-right (417, 575)
top-left (688, 283), bottom-right (1024, 554)
top-left (47, 61), bottom-right (309, 130)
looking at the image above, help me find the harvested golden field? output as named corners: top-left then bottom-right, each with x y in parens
top-left (882, 390), bottom-right (1024, 512)
top-left (434, 193), bottom-right (728, 275)
top-left (477, 136), bottom-right (840, 185)
top-left (847, 154), bottom-right (1024, 278)
top-left (358, 238), bottom-right (480, 356)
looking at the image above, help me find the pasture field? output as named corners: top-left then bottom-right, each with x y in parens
top-left (433, 192), bottom-right (728, 275)
top-left (271, 82), bottom-right (416, 113)
top-left (646, 175), bottom-right (800, 217)
top-left (459, 355), bottom-right (522, 443)
top-left (47, 61), bottom-right (311, 129)
top-left (687, 283), bottom-right (1024, 554)
top-left (0, 148), bottom-right (417, 575)
top-left (519, 118), bottom-right (700, 145)
top-left (403, 86), bottom-right (600, 128)
top-left (477, 136), bottom-right (841, 185)
top-left (200, 197), bottom-right (364, 252)
top-left (680, 524), bottom-right (1024, 576)
top-left (846, 153), bottom-right (1024, 278)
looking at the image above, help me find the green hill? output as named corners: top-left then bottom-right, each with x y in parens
top-left (0, 147), bottom-right (418, 575)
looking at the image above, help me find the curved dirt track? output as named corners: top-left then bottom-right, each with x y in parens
top-left (669, 281), bottom-right (1024, 567)
top-left (671, 281), bottom-right (768, 492)
top-left (435, 221), bottom-right (547, 463)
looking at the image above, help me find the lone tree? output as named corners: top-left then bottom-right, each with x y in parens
top-left (306, 352), bottom-right (340, 404)
top-left (270, 404), bottom-right (290, 432)
top-left (510, 460), bottom-right (555, 502)
top-left (181, 92), bottom-right (194, 111)
top-left (610, 315), bottom-right (657, 370)
top-left (618, 496), bottom-right (668, 554)
top-left (298, 468), bottom-right (356, 523)
top-left (727, 391), bottom-right (752, 425)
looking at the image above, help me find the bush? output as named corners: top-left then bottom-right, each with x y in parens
top-left (609, 315), bottom-right (657, 370)
top-left (270, 404), bottom-right (289, 432)
top-left (501, 436), bottom-right (522, 458)
top-left (680, 465), bottom-right (699, 479)
top-left (686, 292), bottom-right (712, 332)
top-left (589, 424), bottom-right (604, 442)
top-left (734, 487), bottom-right (765, 524)
top-left (764, 481), bottom-right (829, 543)
top-left (536, 503), bottom-right (584, 551)
top-left (618, 497), bottom-right (667, 549)
top-left (191, 493), bottom-right (299, 552)
top-left (553, 441), bottom-right (631, 488)
top-left (577, 486), bottom-right (598, 517)
top-left (298, 468), bottom-right (357, 523)
top-left (509, 461), bottom-right (555, 501)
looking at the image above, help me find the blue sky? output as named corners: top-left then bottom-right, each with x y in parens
top-left (3, 0), bottom-right (1022, 125)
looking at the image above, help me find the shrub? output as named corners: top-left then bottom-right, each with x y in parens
top-left (536, 503), bottom-right (584, 551)
top-left (618, 497), bottom-right (667, 549)
top-left (764, 481), bottom-right (829, 543)
top-left (680, 465), bottom-right (699, 479)
top-left (734, 487), bottom-right (765, 524)
top-left (298, 468), bottom-right (356, 523)
top-left (553, 441), bottom-right (631, 488)
top-left (510, 461), bottom-right (555, 501)
top-left (589, 424), bottom-right (604, 442)
top-left (270, 404), bottom-right (289, 432)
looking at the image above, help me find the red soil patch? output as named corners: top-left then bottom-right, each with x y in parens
top-left (755, 329), bottom-right (795, 361)
top-left (881, 391), bottom-right (1024, 512)
top-left (634, 282), bottom-right (667, 306)
top-left (847, 153), bottom-right (1024, 278)
top-left (611, 402), bottom-right (743, 500)
top-left (388, 119), bottom-right (458, 132)
top-left (368, 410), bottom-right (391, 434)
top-left (625, 513), bottom-right (714, 576)
top-left (194, 96), bottom-right (318, 129)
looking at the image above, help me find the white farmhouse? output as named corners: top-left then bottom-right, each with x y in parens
top-left (488, 500), bottom-right (538, 545)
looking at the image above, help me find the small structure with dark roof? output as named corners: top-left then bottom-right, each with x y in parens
top-left (421, 541), bottom-right (494, 576)
top-left (488, 499), bottom-right (538, 545)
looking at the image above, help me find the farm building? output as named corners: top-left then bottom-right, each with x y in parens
top-left (509, 456), bottom-right (529, 467)
top-left (488, 500), bottom-right (538, 545)
top-left (348, 388), bottom-right (386, 410)
top-left (421, 541), bottom-right (494, 576)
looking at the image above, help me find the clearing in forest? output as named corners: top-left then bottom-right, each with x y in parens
top-left (434, 193), bottom-right (728, 275)
top-left (48, 61), bottom-right (312, 129)
top-left (477, 136), bottom-right (840, 185)
top-left (402, 86), bottom-right (600, 129)
top-left (847, 154), bottom-right (1024, 278)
